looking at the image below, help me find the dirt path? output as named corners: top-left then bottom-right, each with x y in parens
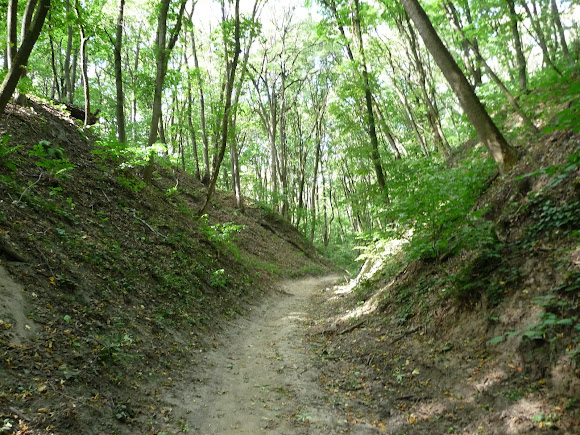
top-left (162, 275), bottom-right (378, 434)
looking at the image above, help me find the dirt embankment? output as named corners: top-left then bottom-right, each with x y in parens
top-left (0, 99), bottom-right (331, 434)
top-left (303, 129), bottom-right (579, 434)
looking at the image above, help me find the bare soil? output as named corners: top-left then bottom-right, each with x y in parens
top-left (161, 275), bottom-right (380, 434)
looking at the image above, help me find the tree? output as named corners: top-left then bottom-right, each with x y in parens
top-left (505, 0), bottom-right (527, 92)
top-left (198, 0), bottom-right (241, 216)
top-left (143, 0), bottom-right (187, 184)
top-left (442, 0), bottom-right (538, 133)
top-left (0, 0), bottom-right (51, 115)
top-left (397, 0), bottom-right (518, 174)
top-left (114, 0), bottom-right (127, 143)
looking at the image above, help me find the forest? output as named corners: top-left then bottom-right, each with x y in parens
top-left (1, 0), bottom-right (575, 259)
top-left (0, 0), bottom-right (579, 433)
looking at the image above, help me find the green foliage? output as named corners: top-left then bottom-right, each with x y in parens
top-left (200, 215), bottom-right (246, 245)
top-left (117, 175), bottom-right (146, 192)
top-left (96, 332), bottom-right (140, 365)
top-left (317, 242), bottom-right (360, 275)
top-left (92, 138), bottom-right (152, 169)
top-left (29, 140), bottom-right (76, 177)
top-left (210, 268), bottom-right (227, 288)
top-left (0, 135), bottom-right (20, 171)
top-left (490, 290), bottom-right (579, 358)
top-left (383, 152), bottom-right (496, 261)
top-left (354, 279), bottom-right (375, 302)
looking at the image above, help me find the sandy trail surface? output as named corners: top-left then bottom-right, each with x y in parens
top-left (163, 275), bottom-right (378, 434)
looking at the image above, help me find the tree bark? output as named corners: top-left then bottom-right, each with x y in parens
top-left (397, 14), bottom-right (451, 157)
top-left (48, 20), bottom-right (61, 100)
top-left (114, 0), bottom-right (126, 143)
top-left (189, 15), bottom-right (211, 183)
top-left (520, 0), bottom-right (561, 75)
top-left (310, 120), bottom-right (322, 242)
top-left (64, 0), bottom-right (74, 103)
top-left (74, 0), bottom-right (91, 125)
top-left (352, 0), bottom-right (387, 195)
top-left (400, 0), bottom-right (518, 174)
top-left (0, 0), bottom-right (50, 115)
top-left (505, 0), bottom-right (527, 92)
top-left (550, 0), bottom-right (569, 61)
top-left (7, 0), bottom-right (18, 69)
top-left (198, 0), bottom-right (241, 216)
top-left (144, 0), bottom-right (187, 184)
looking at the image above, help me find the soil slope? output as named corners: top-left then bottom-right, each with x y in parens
top-left (303, 128), bottom-right (580, 430)
top-left (0, 99), bottom-right (331, 434)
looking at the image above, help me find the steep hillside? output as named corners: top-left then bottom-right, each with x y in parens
top-left (306, 109), bottom-right (580, 430)
top-left (0, 99), bottom-right (330, 434)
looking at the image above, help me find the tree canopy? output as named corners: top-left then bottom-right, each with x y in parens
top-left (1, 0), bottom-right (577, 261)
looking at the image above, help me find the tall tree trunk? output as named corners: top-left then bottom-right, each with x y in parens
top-left (398, 14), bottom-right (451, 157)
top-left (384, 45), bottom-right (429, 155)
top-left (64, 0), bottom-right (74, 103)
top-left (227, 0), bottom-right (258, 210)
top-left (322, 0), bottom-right (387, 193)
top-left (310, 122), bottom-right (322, 242)
top-left (0, 0), bottom-right (51, 115)
top-left (74, 0), bottom-right (91, 125)
top-left (198, 0), bottom-right (241, 216)
top-left (352, 0), bottom-right (387, 195)
top-left (399, 0), bottom-right (518, 174)
top-left (505, 0), bottom-right (527, 92)
top-left (70, 48), bottom-right (78, 102)
top-left (131, 29), bottom-right (140, 139)
top-left (372, 97), bottom-right (402, 159)
top-left (189, 18), bottom-right (211, 183)
top-left (7, 0), bottom-right (18, 69)
top-left (520, 0), bottom-right (562, 76)
top-left (187, 81), bottom-right (201, 180)
top-left (79, 32), bottom-right (90, 124)
top-left (114, 0), bottom-right (126, 143)
top-left (550, 0), bottom-right (569, 61)
top-left (48, 23), bottom-right (61, 100)
top-left (144, 0), bottom-right (187, 184)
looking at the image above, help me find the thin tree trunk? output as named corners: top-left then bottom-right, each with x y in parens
top-left (64, 0), bottom-right (74, 103)
top-left (74, 0), bottom-right (91, 125)
top-left (144, 0), bottom-right (187, 184)
top-left (505, 0), bottom-right (527, 92)
top-left (520, 0), bottom-right (562, 75)
top-left (189, 17), bottom-right (211, 183)
top-left (550, 0), bottom-right (569, 61)
top-left (398, 14), bottom-right (452, 157)
top-left (352, 0), bottom-right (387, 195)
top-left (7, 0), bottom-right (18, 69)
top-left (384, 45), bottom-right (429, 155)
top-left (114, 0), bottom-right (127, 143)
top-left (187, 82), bottom-right (201, 180)
top-left (70, 49), bottom-right (78, 102)
top-left (310, 127), bottom-right (321, 242)
top-left (198, 0), bottom-right (241, 216)
top-left (131, 29), bottom-right (141, 138)
top-left (48, 25), bottom-right (61, 100)
top-left (372, 97), bottom-right (402, 159)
